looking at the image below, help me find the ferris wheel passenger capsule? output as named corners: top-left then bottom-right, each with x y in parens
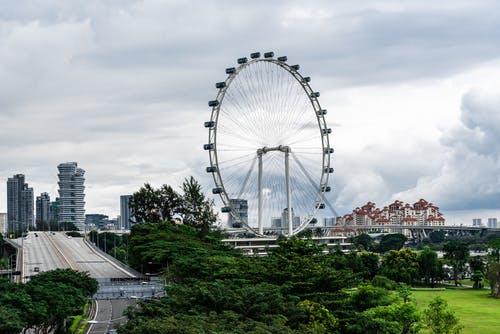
top-left (212, 187), bottom-right (223, 194)
top-left (324, 167), bottom-right (334, 173)
top-left (264, 51), bottom-right (274, 58)
top-left (203, 143), bottom-right (214, 150)
top-left (291, 64), bottom-right (300, 71)
top-left (317, 109), bottom-right (327, 115)
top-left (221, 206), bottom-right (231, 213)
top-left (321, 186), bottom-right (331, 192)
top-left (324, 147), bottom-right (334, 154)
top-left (204, 121), bottom-right (215, 128)
top-left (206, 166), bottom-right (217, 173)
top-left (237, 57), bottom-right (248, 64)
top-left (208, 100), bottom-right (219, 107)
top-left (226, 67), bottom-right (236, 74)
top-left (322, 128), bottom-right (332, 135)
top-left (250, 52), bottom-right (261, 59)
top-left (277, 56), bottom-right (287, 62)
top-left (216, 82), bottom-right (226, 89)
top-left (311, 92), bottom-right (320, 98)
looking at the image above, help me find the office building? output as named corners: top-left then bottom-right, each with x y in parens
top-left (57, 162), bottom-right (86, 230)
top-left (6, 174), bottom-right (34, 233)
top-left (120, 195), bottom-right (135, 229)
top-left (36, 192), bottom-right (51, 227)
top-left (488, 218), bottom-right (498, 228)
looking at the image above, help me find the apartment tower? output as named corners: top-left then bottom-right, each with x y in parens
top-left (6, 174), bottom-right (34, 233)
top-left (57, 162), bottom-right (86, 230)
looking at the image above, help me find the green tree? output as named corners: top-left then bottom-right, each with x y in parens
top-left (381, 248), bottom-right (419, 285)
top-left (28, 268), bottom-right (98, 297)
top-left (418, 246), bottom-right (442, 287)
top-left (180, 176), bottom-right (218, 233)
top-left (488, 238), bottom-right (500, 262)
top-left (429, 230), bottom-right (446, 243)
top-left (351, 233), bottom-right (373, 251)
top-left (423, 297), bottom-right (463, 334)
top-left (378, 233), bottom-right (407, 253)
top-left (485, 261), bottom-right (500, 297)
top-left (348, 283), bottom-right (397, 312)
top-left (297, 300), bottom-right (338, 334)
top-left (358, 251), bottom-right (380, 280)
top-left (129, 183), bottom-right (182, 223)
top-left (352, 302), bottom-right (421, 334)
top-left (443, 242), bottom-right (469, 286)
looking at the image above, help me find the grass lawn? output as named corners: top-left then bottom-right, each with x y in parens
top-left (413, 288), bottom-right (500, 334)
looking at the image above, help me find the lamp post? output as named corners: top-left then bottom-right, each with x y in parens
top-left (8, 254), bottom-right (15, 282)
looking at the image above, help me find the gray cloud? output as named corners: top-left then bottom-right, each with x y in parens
top-left (1, 1), bottom-right (500, 218)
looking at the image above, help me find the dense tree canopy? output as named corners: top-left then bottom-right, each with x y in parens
top-left (0, 268), bottom-right (98, 333)
top-left (117, 222), bottom-right (451, 334)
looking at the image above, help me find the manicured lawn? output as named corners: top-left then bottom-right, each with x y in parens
top-left (413, 288), bottom-right (500, 334)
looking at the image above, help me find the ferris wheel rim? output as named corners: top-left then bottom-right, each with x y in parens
top-left (205, 53), bottom-right (333, 236)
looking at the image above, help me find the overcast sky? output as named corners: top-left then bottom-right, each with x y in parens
top-left (1, 0), bottom-right (500, 225)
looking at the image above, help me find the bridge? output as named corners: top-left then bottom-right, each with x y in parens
top-left (3, 231), bottom-right (164, 334)
top-left (222, 224), bottom-right (500, 254)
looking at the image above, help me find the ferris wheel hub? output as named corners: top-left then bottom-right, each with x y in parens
top-left (258, 145), bottom-right (291, 155)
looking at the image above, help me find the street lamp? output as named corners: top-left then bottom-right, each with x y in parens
top-left (8, 254), bottom-right (16, 282)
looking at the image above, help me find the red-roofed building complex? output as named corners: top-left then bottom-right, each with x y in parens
top-left (337, 199), bottom-right (445, 227)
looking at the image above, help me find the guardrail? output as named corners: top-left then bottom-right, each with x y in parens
top-left (83, 238), bottom-right (141, 277)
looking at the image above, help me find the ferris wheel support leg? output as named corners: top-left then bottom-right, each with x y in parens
top-left (285, 149), bottom-right (293, 236)
top-left (258, 152), bottom-right (263, 235)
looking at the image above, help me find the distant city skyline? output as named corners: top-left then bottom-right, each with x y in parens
top-left (1, 2), bottom-right (500, 224)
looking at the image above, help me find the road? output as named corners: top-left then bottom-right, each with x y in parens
top-left (21, 231), bottom-right (133, 281)
top-left (86, 299), bottom-right (136, 334)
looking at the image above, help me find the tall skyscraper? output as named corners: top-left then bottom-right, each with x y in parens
top-left (6, 174), bottom-right (34, 233)
top-left (36, 192), bottom-right (51, 227)
top-left (57, 162), bottom-right (86, 230)
top-left (120, 195), bottom-right (134, 230)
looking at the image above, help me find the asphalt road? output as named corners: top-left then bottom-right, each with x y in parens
top-left (21, 231), bottom-right (133, 281)
top-left (86, 299), bottom-right (136, 334)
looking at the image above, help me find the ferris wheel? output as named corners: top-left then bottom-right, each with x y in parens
top-left (204, 52), bottom-right (333, 236)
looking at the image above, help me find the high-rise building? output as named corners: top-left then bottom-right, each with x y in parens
top-left (0, 213), bottom-right (7, 235)
top-left (49, 198), bottom-right (60, 223)
top-left (282, 208), bottom-right (300, 229)
top-left (120, 195), bottom-right (135, 230)
top-left (227, 198), bottom-right (248, 228)
top-left (472, 218), bottom-right (482, 227)
top-left (6, 174), bottom-right (34, 233)
top-left (488, 218), bottom-right (498, 228)
top-left (57, 162), bottom-right (86, 230)
top-left (36, 192), bottom-right (51, 227)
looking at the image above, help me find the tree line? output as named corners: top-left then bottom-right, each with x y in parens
top-left (0, 268), bottom-right (98, 334)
